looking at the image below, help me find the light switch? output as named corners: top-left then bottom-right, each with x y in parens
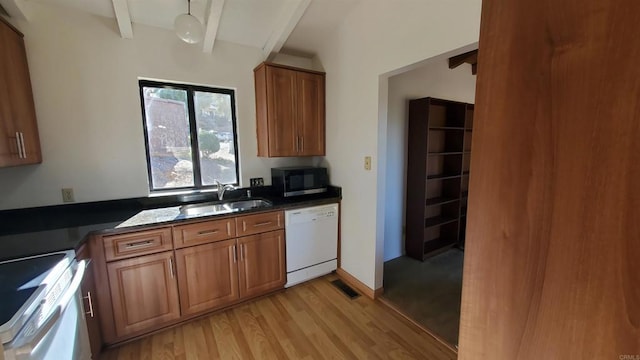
top-left (364, 156), bottom-right (372, 170)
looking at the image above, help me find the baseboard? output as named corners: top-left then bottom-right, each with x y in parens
top-left (335, 268), bottom-right (383, 300)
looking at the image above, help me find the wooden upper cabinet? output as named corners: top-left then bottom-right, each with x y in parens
top-left (107, 251), bottom-right (180, 338)
top-left (237, 230), bottom-right (286, 299)
top-left (255, 62), bottom-right (325, 157)
top-left (296, 71), bottom-right (325, 156)
top-left (0, 18), bottom-right (41, 167)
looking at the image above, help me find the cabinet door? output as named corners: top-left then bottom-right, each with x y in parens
top-left (235, 210), bottom-right (283, 237)
top-left (0, 22), bottom-right (20, 166)
top-left (0, 21), bottom-right (40, 167)
top-left (107, 251), bottom-right (180, 338)
top-left (173, 218), bottom-right (235, 249)
top-left (266, 66), bottom-right (298, 156)
top-left (296, 71), bottom-right (325, 156)
top-left (175, 240), bottom-right (239, 315)
top-left (76, 245), bottom-right (102, 358)
top-left (237, 230), bottom-right (286, 299)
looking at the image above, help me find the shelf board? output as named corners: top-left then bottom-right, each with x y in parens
top-left (427, 174), bottom-right (462, 181)
top-left (424, 216), bottom-right (458, 228)
top-left (425, 197), bottom-right (459, 207)
top-left (428, 151), bottom-right (463, 156)
top-left (429, 126), bottom-right (465, 131)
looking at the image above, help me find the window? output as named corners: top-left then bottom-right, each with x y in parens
top-left (139, 80), bottom-right (239, 192)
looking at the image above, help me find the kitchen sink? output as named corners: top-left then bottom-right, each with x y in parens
top-left (179, 199), bottom-right (272, 216)
top-left (226, 199), bottom-right (272, 210)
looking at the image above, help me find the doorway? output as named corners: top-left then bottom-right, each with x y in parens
top-left (380, 49), bottom-right (476, 348)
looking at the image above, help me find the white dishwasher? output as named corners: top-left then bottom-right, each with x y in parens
top-left (285, 203), bottom-right (339, 288)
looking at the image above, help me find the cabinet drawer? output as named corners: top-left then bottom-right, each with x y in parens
top-left (173, 218), bottom-right (236, 248)
top-left (236, 211), bottom-right (283, 237)
top-left (103, 228), bottom-right (173, 262)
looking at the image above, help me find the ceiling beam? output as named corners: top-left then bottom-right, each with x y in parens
top-left (202, 0), bottom-right (225, 53)
top-left (0, 0), bottom-right (30, 21)
top-left (111, 0), bottom-right (133, 39)
top-left (262, 0), bottom-right (311, 60)
top-left (448, 49), bottom-right (478, 69)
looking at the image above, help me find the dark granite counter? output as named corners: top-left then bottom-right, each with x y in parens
top-left (0, 186), bottom-right (341, 262)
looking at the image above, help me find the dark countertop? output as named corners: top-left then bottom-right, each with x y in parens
top-left (0, 186), bottom-right (341, 262)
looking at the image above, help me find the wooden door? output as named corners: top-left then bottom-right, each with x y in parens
top-left (458, 0), bottom-right (640, 359)
top-left (296, 71), bottom-right (325, 156)
top-left (237, 230), bottom-right (286, 299)
top-left (107, 251), bottom-right (180, 338)
top-left (175, 240), bottom-right (239, 315)
top-left (266, 66), bottom-right (297, 156)
top-left (0, 19), bottom-right (40, 167)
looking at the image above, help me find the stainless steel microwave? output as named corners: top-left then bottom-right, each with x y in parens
top-left (271, 167), bottom-right (328, 197)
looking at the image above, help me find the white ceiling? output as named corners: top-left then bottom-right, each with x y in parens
top-left (283, 0), bottom-right (358, 56)
top-left (22, 0), bottom-right (359, 56)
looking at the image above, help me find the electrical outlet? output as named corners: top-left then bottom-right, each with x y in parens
top-left (61, 188), bottom-right (75, 203)
top-left (364, 156), bottom-right (372, 170)
top-left (250, 177), bottom-right (264, 187)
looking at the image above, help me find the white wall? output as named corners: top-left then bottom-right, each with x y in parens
top-left (384, 56), bottom-right (477, 262)
top-left (0, 3), bottom-right (315, 210)
top-left (314, 0), bottom-right (481, 289)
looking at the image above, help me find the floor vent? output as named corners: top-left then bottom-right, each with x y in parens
top-left (331, 279), bottom-right (360, 299)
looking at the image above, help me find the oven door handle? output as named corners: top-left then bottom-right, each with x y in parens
top-left (57, 260), bottom-right (86, 312)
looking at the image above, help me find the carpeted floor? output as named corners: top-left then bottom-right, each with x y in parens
top-left (382, 249), bottom-right (464, 346)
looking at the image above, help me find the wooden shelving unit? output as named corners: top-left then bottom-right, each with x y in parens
top-left (405, 98), bottom-right (474, 261)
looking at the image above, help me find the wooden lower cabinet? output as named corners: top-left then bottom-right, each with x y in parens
top-left (77, 245), bottom-right (102, 357)
top-left (94, 211), bottom-right (289, 348)
top-left (238, 230), bottom-right (286, 298)
top-left (175, 239), bottom-right (239, 315)
top-left (107, 251), bottom-right (180, 338)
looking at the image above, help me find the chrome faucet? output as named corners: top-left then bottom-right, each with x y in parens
top-left (215, 180), bottom-right (236, 201)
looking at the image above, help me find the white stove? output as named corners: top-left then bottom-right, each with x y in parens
top-left (0, 250), bottom-right (90, 360)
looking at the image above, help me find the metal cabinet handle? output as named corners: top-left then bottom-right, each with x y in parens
top-left (14, 132), bottom-right (20, 158)
top-left (14, 132), bottom-right (25, 159)
top-left (125, 240), bottom-right (154, 248)
top-left (232, 245), bottom-right (237, 263)
top-left (168, 257), bottom-right (175, 279)
top-left (198, 229), bottom-right (219, 235)
top-left (18, 132), bottom-right (26, 158)
top-left (84, 291), bottom-right (95, 318)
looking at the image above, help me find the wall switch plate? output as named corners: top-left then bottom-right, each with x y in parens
top-left (61, 188), bottom-right (75, 203)
top-left (364, 156), bottom-right (372, 170)
top-left (250, 177), bottom-right (264, 187)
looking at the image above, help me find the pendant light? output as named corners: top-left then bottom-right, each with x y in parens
top-left (174, 0), bottom-right (204, 44)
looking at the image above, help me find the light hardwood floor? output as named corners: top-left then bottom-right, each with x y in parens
top-left (101, 275), bottom-right (457, 360)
